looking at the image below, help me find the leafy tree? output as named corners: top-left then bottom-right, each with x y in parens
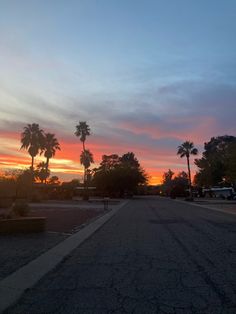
top-left (195, 135), bottom-right (236, 186)
top-left (177, 141), bottom-right (198, 198)
top-left (162, 169), bottom-right (174, 183)
top-left (100, 154), bottom-right (120, 171)
top-left (120, 152), bottom-right (140, 168)
top-left (20, 123), bottom-right (44, 169)
top-left (171, 171), bottom-right (189, 197)
top-left (93, 152), bottom-right (147, 197)
top-left (161, 170), bottom-right (189, 197)
top-left (0, 169), bottom-right (33, 200)
top-left (48, 176), bottom-right (60, 185)
top-left (16, 169), bottom-right (33, 198)
top-left (42, 133), bottom-right (60, 178)
top-left (162, 169), bottom-right (174, 196)
top-left (225, 143), bottom-right (236, 184)
top-left (0, 172), bottom-right (17, 202)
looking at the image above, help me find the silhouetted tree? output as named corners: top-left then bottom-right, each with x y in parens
top-left (80, 149), bottom-right (94, 183)
top-left (225, 143), bottom-right (236, 185)
top-left (75, 121), bottom-right (91, 151)
top-left (20, 123), bottom-right (44, 170)
top-left (42, 133), bottom-right (60, 180)
top-left (162, 169), bottom-right (174, 196)
top-left (171, 171), bottom-right (189, 197)
top-left (93, 152), bottom-right (147, 197)
top-left (35, 162), bottom-right (50, 183)
top-left (75, 122), bottom-right (93, 199)
top-left (75, 121), bottom-right (92, 182)
top-left (100, 154), bottom-right (120, 171)
top-left (161, 170), bottom-right (189, 197)
top-left (195, 135), bottom-right (236, 187)
top-left (48, 176), bottom-right (60, 185)
top-left (177, 141), bottom-right (198, 198)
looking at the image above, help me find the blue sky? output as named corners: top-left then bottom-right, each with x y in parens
top-left (0, 0), bottom-right (235, 182)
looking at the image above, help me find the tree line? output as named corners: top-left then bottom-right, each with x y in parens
top-left (162, 135), bottom-right (236, 198)
top-left (16, 122), bottom-right (147, 199)
top-left (2, 121), bottom-right (235, 200)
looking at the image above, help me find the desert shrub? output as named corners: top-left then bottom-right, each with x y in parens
top-left (12, 200), bottom-right (30, 217)
top-left (0, 179), bottom-right (16, 199)
top-left (31, 193), bottom-right (42, 203)
top-left (0, 198), bottom-right (13, 208)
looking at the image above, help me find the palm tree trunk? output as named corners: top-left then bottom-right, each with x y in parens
top-left (45, 157), bottom-right (50, 184)
top-left (83, 166), bottom-right (89, 200)
top-left (31, 155), bottom-right (34, 199)
top-left (84, 166), bottom-right (86, 185)
top-left (82, 141), bottom-right (86, 188)
top-left (82, 141), bottom-right (88, 199)
top-left (31, 156), bottom-right (34, 170)
top-left (187, 156), bottom-right (192, 198)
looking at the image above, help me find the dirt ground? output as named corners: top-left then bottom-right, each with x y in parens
top-left (194, 199), bottom-right (236, 214)
top-left (30, 206), bottom-right (106, 233)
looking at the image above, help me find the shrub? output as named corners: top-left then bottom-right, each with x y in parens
top-left (31, 194), bottom-right (42, 203)
top-left (12, 200), bottom-right (30, 217)
top-left (0, 198), bottom-right (13, 208)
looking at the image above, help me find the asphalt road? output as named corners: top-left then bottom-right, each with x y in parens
top-left (4, 197), bottom-right (236, 314)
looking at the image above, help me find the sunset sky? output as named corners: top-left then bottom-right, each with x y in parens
top-left (0, 0), bottom-right (236, 184)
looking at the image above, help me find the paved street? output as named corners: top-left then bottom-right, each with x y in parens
top-left (4, 197), bottom-right (236, 314)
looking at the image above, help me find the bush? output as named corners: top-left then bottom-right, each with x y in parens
top-left (12, 200), bottom-right (30, 217)
top-left (0, 198), bottom-right (13, 208)
top-left (31, 194), bottom-right (42, 203)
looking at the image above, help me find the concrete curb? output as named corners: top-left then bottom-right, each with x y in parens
top-left (172, 198), bottom-right (236, 217)
top-left (0, 200), bottom-right (129, 313)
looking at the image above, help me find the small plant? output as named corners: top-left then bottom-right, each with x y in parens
top-left (31, 194), bottom-right (42, 203)
top-left (12, 199), bottom-right (30, 217)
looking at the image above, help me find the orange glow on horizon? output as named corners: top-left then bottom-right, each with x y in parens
top-left (0, 129), bottom-right (197, 185)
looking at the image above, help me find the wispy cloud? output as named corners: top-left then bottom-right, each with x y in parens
top-left (0, 1), bottom-right (236, 183)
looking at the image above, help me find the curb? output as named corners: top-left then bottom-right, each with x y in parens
top-left (0, 200), bottom-right (129, 313)
top-left (171, 198), bottom-right (236, 217)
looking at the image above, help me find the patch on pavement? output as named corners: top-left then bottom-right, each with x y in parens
top-left (148, 219), bottom-right (185, 224)
top-left (207, 221), bottom-right (236, 232)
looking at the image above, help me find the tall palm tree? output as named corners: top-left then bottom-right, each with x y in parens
top-left (75, 121), bottom-right (91, 151)
top-left (20, 123), bottom-right (44, 170)
top-left (75, 121), bottom-right (91, 182)
top-left (177, 141), bottom-right (198, 198)
top-left (80, 149), bottom-right (94, 183)
top-left (42, 133), bottom-right (60, 178)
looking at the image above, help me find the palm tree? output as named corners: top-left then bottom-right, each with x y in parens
top-left (80, 149), bottom-right (94, 183)
top-left (35, 162), bottom-right (50, 183)
top-left (20, 123), bottom-right (44, 170)
top-left (75, 122), bottom-right (92, 200)
top-left (75, 121), bottom-right (91, 151)
top-left (42, 133), bottom-right (60, 179)
top-left (177, 141), bottom-right (198, 199)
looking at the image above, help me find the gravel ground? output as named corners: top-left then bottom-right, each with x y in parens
top-left (0, 232), bottom-right (68, 280)
top-left (30, 207), bottom-right (106, 233)
top-left (0, 202), bottom-right (111, 281)
top-left (194, 199), bottom-right (236, 214)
